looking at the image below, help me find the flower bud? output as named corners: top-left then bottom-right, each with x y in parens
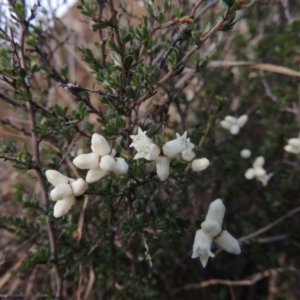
top-left (205, 199), bottom-right (225, 225)
top-left (201, 220), bottom-right (222, 237)
top-left (237, 114), bottom-right (248, 127)
top-left (220, 120), bottom-right (232, 130)
top-left (114, 158), bottom-right (129, 175)
top-left (253, 156), bottom-right (264, 168)
top-left (284, 145), bottom-right (299, 154)
top-left (86, 168), bottom-right (108, 183)
top-left (240, 149), bottom-right (251, 158)
top-left (156, 156), bottom-right (170, 181)
top-left (73, 153), bottom-right (99, 169)
top-left (182, 150), bottom-right (196, 161)
top-left (245, 168), bottom-right (255, 179)
top-left (70, 178), bottom-right (88, 196)
top-left (288, 138), bottom-right (300, 147)
top-left (230, 124), bottom-right (240, 135)
top-left (45, 170), bottom-right (69, 187)
top-left (191, 158), bottom-right (210, 172)
top-left (53, 195), bottom-right (75, 218)
top-left (214, 230), bottom-right (241, 255)
top-left (91, 133), bottom-right (111, 157)
top-left (254, 167), bottom-right (266, 177)
top-left (50, 183), bottom-right (73, 201)
top-left (224, 116), bottom-right (236, 124)
top-left (100, 155), bottom-right (116, 172)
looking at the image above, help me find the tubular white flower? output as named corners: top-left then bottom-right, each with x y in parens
top-left (114, 157), bottom-right (129, 175)
top-left (162, 132), bottom-right (194, 158)
top-left (100, 155), bottom-right (116, 172)
top-left (191, 199), bottom-right (241, 267)
top-left (230, 124), bottom-right (240, 135)
top-left (245, 168), bottom-right (255, 179)
top-left (91, 133), bottom-right (111, 157)
top-left (284, 136), bottom-right (300, 154)
top-left (86, 168), bottom-right (108, 183)
top-left (240, 149), bottom-right (251, 158)
top-left (156, 156), bottom-right (170, 181)
top-left (220, 114), bottom-right (248, 135)
top-left (73, 153), bottom-right (99, 169)
top-left (214, 230), bottom-right (241, 255)
top-left (182, 150), bottom-right (196, 161)
top-left (50, 183), bottom-right (73, 201)
top-left (45, 170), bottom-right (69, 187)
top-left (253, 156), bottom-right (265, 168)
top-left (70, 178), bottom-right (88, 196)
top-left (130, 127), bottom-right (152, 149)
top-left (53, 195), bottom-right (76, 218)
top-left (237, 115), bottom-right (248, 127)
top-left (191, 158), bottom-right (210, 172)
top-left (201, 220), bottom-right (222, 237)
top-left (191, 229), bottom-right (215, 268)
top-left (205, 199), bottom-right (225, 225)
top-left (133, 142), bottom-right (160, 161)
top-left (245, 156), bottom-right (272, 185)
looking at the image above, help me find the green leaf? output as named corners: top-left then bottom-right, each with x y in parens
top-left (123, 55), bottom-right (133, 68)
top-left (122, 33), bottom-right (133, 44)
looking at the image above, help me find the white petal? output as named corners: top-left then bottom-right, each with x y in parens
top-left (156, 156), bottom-right (170, 181)
top-left (224, 116), bottom-right (237, 124)
top-left (70, 178), bottom-right (88, 196)
top-left (45, 170), bottom-right (69, 187)
top-left (245, 168), bottom-right (255, 180)
top-left (230, 124), bottom-right (240, 135)
top-left (214, 230), bottom-right (241, 255)
top-left (144, 144), bottom-right (160, 161)
top-left (205, 199), bottom-right (225, 225)
top-left (257, 173), bottom-right (273, 186)
top-left (191, 158), bottom-right (210, 172)
top-left (288, 138), bottom-right (300, 147)
top-left (220, 120), bottom-right (232, 130)
top-left (110, 149), bottom-right (117, 157)
top-left (163, 140), bottom-right (185, 158)
top-left (254, 167), bottom-right (266, 177)
top-left (73, 153), bottom-right (99, 169)
top-left (284, 145), bottom-right (299, 154)
top-left (86, 168), bottom-right (108, 183)
top-left (91, 133), bottom-right (111, 157)
top-left (240, 149), bottom-right (251, 158)
top-left (237, 114), bottom-right (248, 127)
top-left (100, 155), bottom-right (115, 172)
top-left (53, 195), bottom-right (75, 218)
top-left (201, 220), bottom-right (222, 237)
top-left (253, 156), bottom-right (265, 168)
top-left (191, 229), bottom-right (214, 268)
top-left (50, 183), bottom-right (73, 201)
top-left (114, 157), bottom-right (129, 175)
top-left (182, 150), bottom-right (196, 162)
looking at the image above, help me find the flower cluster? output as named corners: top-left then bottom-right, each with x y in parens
top-left (73, 133), bottom-right (128, 183)
top-left (192, 199), bottom-right (241, 268)
top-left (130, 128), bottom-right (209, 181)
top-left (46, 170), bottom-right (88, 218)
top-left (220, 115), bottom-right (248, 135)
top-left (284, 135), bottom-right (300, 155)
top-left (244, 156), bottom-right (273, 186)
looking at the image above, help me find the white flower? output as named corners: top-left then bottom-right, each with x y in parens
top-left (130, 128), bottom-right (160, 161)
top-left (220, 114), bottom-right (248, 135)
top-left (73, 133), bottom-right (129, 183)
top-left (191, 158), bottom-right (210, 172)
top-left (156, 156), bottom-right (170, 181)
top-left (240, 149), bottom-right (251, 158)
top-left (182, 150), bottom-right (196, 162)
top-left (162, 132), bottom-right (194, 158)
top-left (192, 199), bottom-right (241, 267)
top-left (284, 136), bottom-right (300, 154)
top-left (45, 170), bottom-right (88, 218)
top-left (245, 156), bottom-right (273, 186)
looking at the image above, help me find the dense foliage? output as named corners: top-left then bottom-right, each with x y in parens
top-left (0, 0), bottom-right (300, 299)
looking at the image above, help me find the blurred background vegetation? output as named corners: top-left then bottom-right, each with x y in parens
top-left (0, 0), bottom-right (300, 299)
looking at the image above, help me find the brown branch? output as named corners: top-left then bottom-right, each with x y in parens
top-left (174, 268), bottom-right (299, 294)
